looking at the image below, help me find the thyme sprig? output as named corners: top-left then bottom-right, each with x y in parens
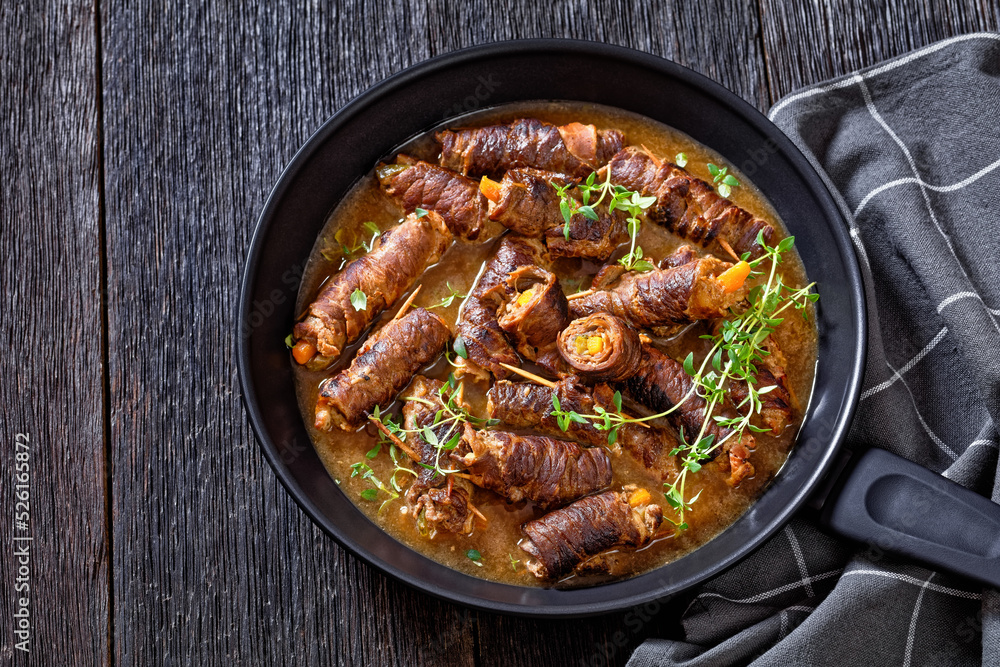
top-left (662, 232), bottom-right (816, 526)
top-left (369, 405), bottom-right (418, 493)
top-left (428, 282), bottom-right (466, 309)
top-left (401, 375), bottom-right (498, 477)
top-left (548, 232), bottom-right (818, 529)
top-left (551, 171), bottom-right (657, 272)
top-left (350, 461), bottom-right (400, 509)
top-left (357, 378), bottom-right (495, 506)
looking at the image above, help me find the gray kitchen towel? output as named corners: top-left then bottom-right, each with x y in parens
top-left (629, 33), bottom-right (1000, 667)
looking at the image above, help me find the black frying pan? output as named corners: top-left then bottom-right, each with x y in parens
top-left (237, 40), bottom-right (1000, 617)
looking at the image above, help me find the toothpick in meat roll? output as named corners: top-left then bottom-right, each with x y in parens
top-left (605, 146), bottom-right (774, 259)
top-left (495, 265), bottom-right (569, 360)
top-left (456, 235), bottom-right (545, 380)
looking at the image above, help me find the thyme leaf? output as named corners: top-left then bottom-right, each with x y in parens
top-left (350, 288), bottom-right (367, 311)
top-left (428, 282), bottom-right (466, 309)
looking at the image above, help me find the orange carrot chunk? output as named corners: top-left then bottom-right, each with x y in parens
top-left (717, 260), bottom-right (751, 293)
top-left (629, 488), bottom-right (652, 507)
top-left (292, 340), bottom-right (316, 365)
top-left (479, 176), bottom-right (501, 203)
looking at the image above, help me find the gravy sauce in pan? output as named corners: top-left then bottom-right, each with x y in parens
top-left (292, 101), bottom-right (817, 587)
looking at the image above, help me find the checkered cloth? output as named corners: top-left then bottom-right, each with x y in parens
top-left (629, 33), bottom-right (1000, 667)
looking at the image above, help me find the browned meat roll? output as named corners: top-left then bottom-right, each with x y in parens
top-left (520, 486), bottom-right (663, 579)
top-left (456, 235), bottom-right (545, 380)
top-left (453, 425), bottom-right (612, 509)
top-left (293, 211), bottom-right (451, 369)
top-left (484, 167), bottom-right (627, 261)
top-left (543, 206), bottom-right (628, 262)
top-left (606, 146), bottom-right (774, 259)
top-left (568, 256), bottom-right (747, 335)
top-left (495, 265), bottom-right (569, 361)
top-left (377, 155), bottom-right (487, 241)
top-left (486, 379), bottom-right (680, 481)
top-left (410, 479), bottom-right (476, 537)
top-left (314, 308), bottom-right (451, 431)
top-left (620, 344), bottom-right (755, 486)
top-left (486, 168), bottom-right (570, 237)
top-left (437, 118), bottom-right (624, 179)
top-left (556, 313), bottom-right (642, 382)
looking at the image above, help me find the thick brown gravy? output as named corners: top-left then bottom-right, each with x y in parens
top-left (292, 102), bottom-right (818, 587)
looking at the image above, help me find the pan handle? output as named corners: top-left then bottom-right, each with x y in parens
top-left (819, 447), bottom-right (1000, 588)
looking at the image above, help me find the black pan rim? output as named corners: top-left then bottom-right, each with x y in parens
top-left (237, 38), bottom-right (868, 617)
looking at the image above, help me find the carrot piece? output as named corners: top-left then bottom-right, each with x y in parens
top-left (479, 176), bottom-right (501, 203)
top-left (629, 488), bottom-right (652, 507)
top-left (292, 340), bottom-right (316, 365)
top-left (717, 260), bottom-right (751, 293)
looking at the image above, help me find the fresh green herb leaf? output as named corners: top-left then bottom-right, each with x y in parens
top-left (441, 430), bottom-right (463, 450)
top-left (559, 199), bottom-right (572, 225)
top-left (675, 152), bottom-right (688, 168)
top-left (683, 352), bottom-right (695, 377)
top-left (414, 207), bottom-right (429, 218)
top-left (360, 488), bottom-right (378, 501)
top-left (284, 334), bottom-right (294, 348)
top-left (421, 426), bottom-right (439, 448)
top-left (363, 221), bottom-right (381, 236)
top-left (453, 335), bottom-right (468, 359)
top-left (350, 288), bottom-right (367, 311)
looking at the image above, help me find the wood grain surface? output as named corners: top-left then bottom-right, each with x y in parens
top-left (0, 1), bottom-right (109, 665)
top-left (3, 1), bottom-right (998, 665)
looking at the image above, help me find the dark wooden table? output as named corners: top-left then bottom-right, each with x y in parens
top-left (2, 2), bottom-right (997, 664)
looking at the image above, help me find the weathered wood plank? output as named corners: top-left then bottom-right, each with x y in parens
top-left (100, 1), bottom-right (763, 665)
top-left (421, 0), bottom-right (770, 110)
top-left (759, 0), bottom-right (1000, 102)
top-left (0, 1), bottom-right (108, 665)
top-left (100, 1), bottom-right (476, 665)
